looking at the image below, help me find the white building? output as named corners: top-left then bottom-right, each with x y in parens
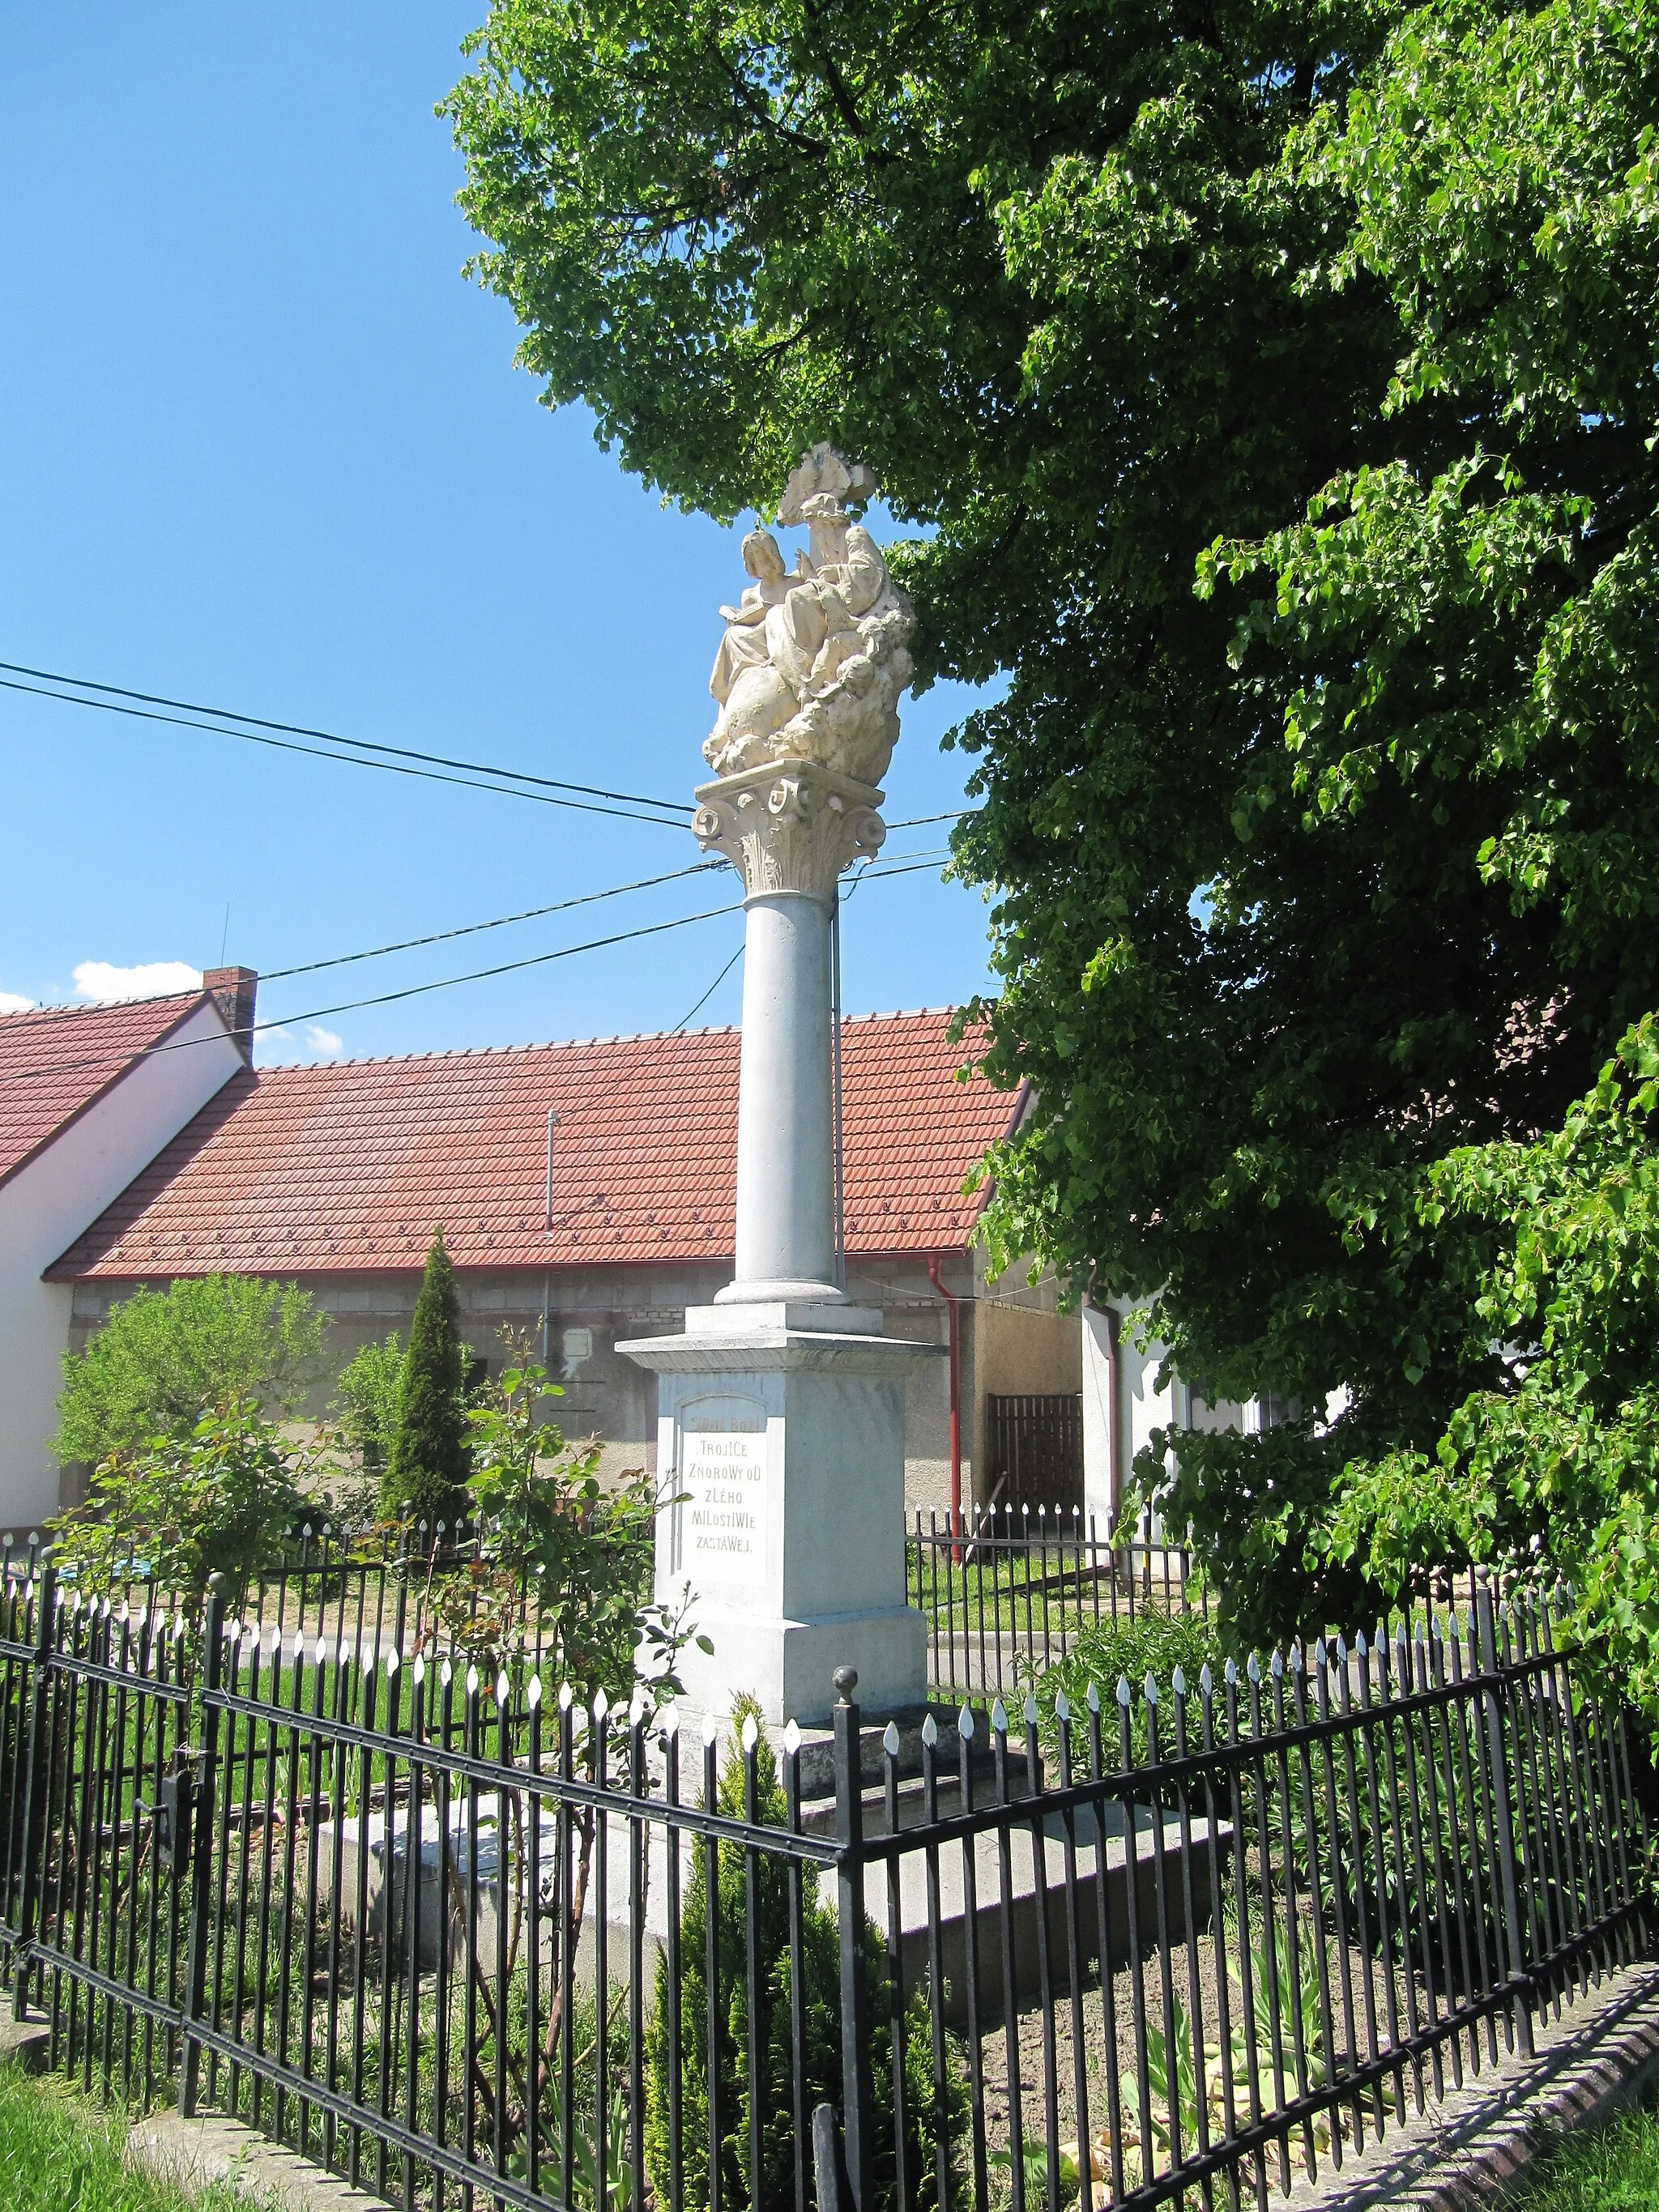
top-left (0, 971), bottom-right (253, 1530)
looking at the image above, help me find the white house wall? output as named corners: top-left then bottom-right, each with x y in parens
top-left (0, 1001), bottom-right (242, 1533)
top-left (1081, 1300), bottom-right (1252, 1534)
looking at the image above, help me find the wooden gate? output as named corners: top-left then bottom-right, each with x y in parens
top-left (985, 1392), bottom-right (1084, 1513)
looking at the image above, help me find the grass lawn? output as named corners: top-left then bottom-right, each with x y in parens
top-left (0, 2064), bottom-right (244, 2212)
top-left (1520, 2098), bottom-right (1659, 2209)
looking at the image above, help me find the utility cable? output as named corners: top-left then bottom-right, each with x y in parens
top-left (0, 675), bottom-right (687, 829)
top-left (0, 849), bottom-right (956, 1078)
top-left (260, 861), bottom-right (724, 981)
top-left (669, 941), bottom-right (745, 1034)
top-left (0, 901), bottom-right (744, 1086)
top-left (0, 659), bottom-right (689, 817)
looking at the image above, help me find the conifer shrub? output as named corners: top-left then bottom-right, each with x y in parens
top-left (643, 1697), bottom-right (966, 2212)
top-left (383, 1228), bottom-right (470, 1528)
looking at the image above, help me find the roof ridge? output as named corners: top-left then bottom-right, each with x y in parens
top-left (245, 1008), bottom-right (963, 1078)
top-left (0, 988), bottom-right (204, 1023)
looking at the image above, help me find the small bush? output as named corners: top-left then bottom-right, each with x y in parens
top-left (1023, 1609), bottom-right (1223, 1767)
top-left (644, 1698), bottom-right (967, 2212)
top-left (384, 1229), bottom-right (470, 1527)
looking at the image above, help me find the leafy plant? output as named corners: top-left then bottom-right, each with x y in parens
top-left (54, 1275), bottom-right (324, 1468)
top-left (419, 1341), bottom-right (698, 1710)
top-left (331, 1331), bottom-right (406, 1474)
top-left (1024, 1610), bottom-right (1222, 1768)
top-left (1328, 1016), bottom-right (1659, 1741)
top-left (49, 1398), bottom-right (314, 1612)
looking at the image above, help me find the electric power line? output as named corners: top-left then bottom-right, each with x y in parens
top-left (0, 845), bottom-right (958, 1081)
top-left (0, 674), bottom-right (688, 829)
top-left (0, 659), bottom-right (689, 816)
top-left (0, 901), bottom-right (745, 1086)
top-left (261, 861), bottom-right (724, 980)
top-left (670, 941), bottom-right (745, 1034)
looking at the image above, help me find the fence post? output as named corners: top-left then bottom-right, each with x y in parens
top-left (11, 1549), bottom-right (55, 2022)
top-left (180, 1573), bottom-right (227, 2116)
top-left (1475, 1568), bottom-right (1535, 2059)
top-left (833, 1667), bottom-right (874, 2212)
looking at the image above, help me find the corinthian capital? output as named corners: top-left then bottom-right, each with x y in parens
top-left (692, 759), bottom-right (886, 902)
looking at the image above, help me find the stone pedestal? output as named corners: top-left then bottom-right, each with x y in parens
top-left (618, 1303), bottom-right (936, 1726)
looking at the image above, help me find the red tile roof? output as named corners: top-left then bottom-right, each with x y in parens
top-left (49, 1011), bottom-right (1020, 1280)
top-left (0, 993), bottom-right (207, 1192)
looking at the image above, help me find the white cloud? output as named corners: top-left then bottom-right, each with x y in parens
top-left (0, 991), bottom-right (36, 1016)
top-left (254, 1022), bottom-right (345, 1069)
top-left (73, 959), bottom-right (203, 1004)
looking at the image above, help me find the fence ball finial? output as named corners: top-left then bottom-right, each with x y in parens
top-left (834, 1665), bottom-right (859, 1706)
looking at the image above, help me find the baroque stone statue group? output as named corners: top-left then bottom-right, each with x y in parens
top-left (704, 443), bottom-right (915, 789)
top-left (693, 443), bottom-right (916, 902)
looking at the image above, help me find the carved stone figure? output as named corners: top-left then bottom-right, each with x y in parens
top-left (703, 445), bottom-right (916, 788)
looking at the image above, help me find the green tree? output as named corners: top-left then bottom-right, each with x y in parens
top-left (54, 1275), bottom-right (325, 1469)
top-left (384, 1230), bottom-right (470, 1528)
top-left (445, 0), bottom-right (1658, 1644)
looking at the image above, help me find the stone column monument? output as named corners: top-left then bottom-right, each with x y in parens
top-left (619, 445), bottom-right (935, 1726)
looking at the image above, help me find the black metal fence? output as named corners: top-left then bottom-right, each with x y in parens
top-left (909, 1507), bottom-right (1203, 1708)
top-left (0, 1541), bottom-right (1649, 2212)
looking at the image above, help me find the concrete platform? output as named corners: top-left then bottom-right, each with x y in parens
top-left (128, 2111), bottom-right (383, 2210)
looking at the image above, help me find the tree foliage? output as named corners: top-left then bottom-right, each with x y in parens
top-left (384, 1230), bottom-right (471, 1528)
top-left (1328, 1018), bottom-right (1659, 1735)
top-left (54, 1276), bottom-right (325, 1470)
top-left (445, 0), bottom-right (1659, 1638)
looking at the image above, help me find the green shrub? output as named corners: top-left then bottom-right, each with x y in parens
top-left (643, 1698), bottom-right (966, 2212)
top-left (331, 1331), bottom-right (406, 1476)
top-left (54, 1275), bottom-right (324, 1468)
top-left (1023, 1610), bottom-right (1223, 1767)
top-left (384, 1229), bottom-right (470, 1528)
top-left (50, 1399), bottom-right (313, 1612)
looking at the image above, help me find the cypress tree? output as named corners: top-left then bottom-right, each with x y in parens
top-left (383, 1228), bottom-right (469, 1529)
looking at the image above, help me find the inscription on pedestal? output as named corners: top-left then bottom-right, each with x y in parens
top-left (679, 1430), bottom-right (769, 1588)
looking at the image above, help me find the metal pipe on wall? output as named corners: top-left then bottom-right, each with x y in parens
top-left (928, 1254), bottom-right (963, 1561)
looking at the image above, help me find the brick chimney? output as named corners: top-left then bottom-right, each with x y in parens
top-left (203, 965), bottom-right (258, 1063)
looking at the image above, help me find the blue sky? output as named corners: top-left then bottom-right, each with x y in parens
top-left (0, 6), bottom-right (994, 1066)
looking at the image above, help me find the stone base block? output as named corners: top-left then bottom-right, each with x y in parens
top-left (671, 1602), bottom-right (928, 1728)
